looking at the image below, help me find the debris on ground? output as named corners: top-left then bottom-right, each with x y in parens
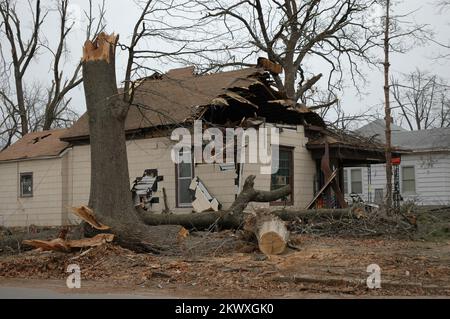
top-left (22, 233), bottom-right (115, 252)
top-left (1, 206), bottom-right (450, 297)
top-left (1, 234), bottom-right (449, 297)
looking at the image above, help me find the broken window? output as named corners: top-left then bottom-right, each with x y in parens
top-left (176, 149), bottom-right (194, 207)
top-left (402, 166), bottom-right (416, 193)
top-left (270, 147), bottom-right (293, 205)
top-left (20, 172), bottom-right (33, 197)
top-left (350, 169), bottom-right (362, 194)
top-left (131, 169), bottom-right (163, 210)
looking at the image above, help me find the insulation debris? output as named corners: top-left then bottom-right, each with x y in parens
top-left (189, 176), bottom-right (221, 213)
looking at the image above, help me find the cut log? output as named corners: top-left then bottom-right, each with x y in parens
top-left (243, 209), bottom-right (289, 255)
top-left (254, 214), bottom-right (289, 255)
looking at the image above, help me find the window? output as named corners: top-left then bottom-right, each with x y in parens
top-left (350, 169), bottom-right (362, 194)
top-left (176, 149), bottom-right (194, 207)
top-left (402, 166), bottom-right (416, 193)
top-left (343, 169), bottom-right (348, 194)
top-left (270, 147), bottom-right (293, 205)
top-left (20, 173), bottom-right (33, 197)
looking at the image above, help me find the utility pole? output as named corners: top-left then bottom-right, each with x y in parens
top-left (383, 0), bottom-right (393, 209)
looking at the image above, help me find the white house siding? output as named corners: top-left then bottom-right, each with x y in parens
top-left (344, 151), bottom-right (450, 205)
top-left (0, 158), bottom-right (64, 227)
top-left (66, 137), bottom-right (238, 216)
top-left (223, 124), bottom-right (315, 209)
top-left (0, 124), bottom-right (317, 226)
top-left (67, 124), bottom-right (316, 216)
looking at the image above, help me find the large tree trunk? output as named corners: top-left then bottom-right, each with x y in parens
top-left (141, 206), bottom-right (354, 229)
top-left (140, 173), bottom-right (356, 231)
top-left (82, 33), bottom-right (172, 253)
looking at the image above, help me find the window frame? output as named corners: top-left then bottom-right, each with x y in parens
top-left (19, 172), bottom-right (33, 198)
top-left (175, 149), bottom-right (194, 208)
top-left (270, 146), bottom-right (294, 206)
top-left (350, 168), bottom-right (363, 194)
top-left (343, 168), bottom-right (349, 194)
top-left (401, 165), bottom-right (416, 194)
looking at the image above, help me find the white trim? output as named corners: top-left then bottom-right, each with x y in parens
top-left (0, 147), bottom-right (72, 164)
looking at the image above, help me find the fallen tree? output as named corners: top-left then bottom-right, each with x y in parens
top-left (140, 175), bottom-right (295, 229)
top-left (77, 33), bottom-right (295, 254)
top-left (139, 175), bottom-right (353, 230)
top-left (79, 32), bottom-right (200, 253)
top-left (140, 206), bottom-right (355, 229)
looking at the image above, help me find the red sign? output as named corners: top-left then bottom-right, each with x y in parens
top-left (391, 157), bottom-right (401, 165)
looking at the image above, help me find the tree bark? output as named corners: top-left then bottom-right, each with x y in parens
top-left (140, 174), bottom-right (355, 231)
top-left (140, 207), bottom-right (354, 229)
top-left (227, 175), bottom-right (291, 216)
top-left (82, 32), bottom-right (177, 253)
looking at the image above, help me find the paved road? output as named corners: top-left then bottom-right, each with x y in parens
top-left (0, 286), bottom-right (153, 299)
top-left (0, 279), bottom-right (177, 299)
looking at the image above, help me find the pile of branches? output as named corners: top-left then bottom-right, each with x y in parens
top-left (288, 208), bottom-right (417, 238)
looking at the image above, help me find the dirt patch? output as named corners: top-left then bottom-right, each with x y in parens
top-left (1, 207), bottom-right (450, 297)
top-left (1, 234), bottom-right (449, 297)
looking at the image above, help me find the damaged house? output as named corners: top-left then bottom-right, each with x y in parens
top-left (0, 65), bottom-right (394, 227)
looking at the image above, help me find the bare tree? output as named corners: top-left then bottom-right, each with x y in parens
top-left (41, 0), bottom-right (106, 130)
top-left (0, 0), bottom-right (44, 136)
top-left (392, 69), bottom-right (450, 130)
top-left (0, 0), bottom-right (105, 149)
top-left (436, 0), bottom-right (450, 11)
top-left (431, 0), bottom-right (450, 59)
top-left (118, 0), bottom-right (230, 101)
top-left (318, 100), bottom-right (379, 131)
top-left (192, 0), bottom-right (381, 106)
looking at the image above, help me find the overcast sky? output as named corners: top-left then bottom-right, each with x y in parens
top-left (15, 0), bottom-right (450, 129)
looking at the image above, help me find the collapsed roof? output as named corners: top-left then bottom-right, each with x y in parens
top-left (60, 66), bottom-right (325, 142)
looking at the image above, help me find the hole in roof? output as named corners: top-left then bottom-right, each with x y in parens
top-left (32, 133), bottom-right (52, 144)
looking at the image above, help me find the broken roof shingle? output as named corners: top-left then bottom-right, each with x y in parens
top-left (0, 129), bottom-right (70, 162)
top-left (61, 66), bottom-right (325, 141)
top-left (61, 67), bottom-right (264, 141)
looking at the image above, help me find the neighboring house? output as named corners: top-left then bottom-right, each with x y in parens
top-left (0, 66), bottom-right (387, 227)
top-left (0, 130), bottom-right (71, 226)
top-left (344, 119), bottom-right (450, 205)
